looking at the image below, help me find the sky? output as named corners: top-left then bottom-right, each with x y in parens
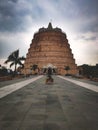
top-left (0, 0), bottom-right (98, 69)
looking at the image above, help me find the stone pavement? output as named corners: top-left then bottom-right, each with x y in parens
top-left (0, 76), bottom-right (37, 88)
top-left (58, 76), bottom-right (98, 92)
top-left (0, 75), bottom-right (43, 99)
top-left (0, 76), bottom-right (98, 130)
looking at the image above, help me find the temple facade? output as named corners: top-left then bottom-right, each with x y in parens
top-left (22, 23), bottom-right (78, 75)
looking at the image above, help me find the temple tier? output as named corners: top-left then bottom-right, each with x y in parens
top-left (22, 23), bottom-right (78, 75)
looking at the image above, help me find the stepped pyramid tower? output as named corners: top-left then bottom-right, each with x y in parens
top-left (22, 23), bottom-right (78, 75)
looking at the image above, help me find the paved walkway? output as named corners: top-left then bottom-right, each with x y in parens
top-left (0, 75), bottom-right (43, 99)
top-left (58, 76), bottom-right (98, 92)
top-left (0, 76), bottom-right (98, 130)
top-left (0, 76), bottom-right (37, 88)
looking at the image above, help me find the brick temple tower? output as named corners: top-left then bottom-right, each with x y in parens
top-left (22, 23), bottom-right (78, 75)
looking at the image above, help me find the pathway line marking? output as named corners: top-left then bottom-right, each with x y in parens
top-left (0, 75), bottom-right (43, 99)
top-left (58, 76), bottom-right (98, 92)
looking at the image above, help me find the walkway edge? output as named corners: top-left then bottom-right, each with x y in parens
top-left (58, 76), bottom-right (98, 92)
top-left (0, 75), bottom-right (43, 99)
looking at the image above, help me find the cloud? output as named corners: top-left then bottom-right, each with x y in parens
top-left (0, 0), bottom-right (98, 33)
top-left (72, 0), bottom-right (98, 33)
top-left (0, 0), bottom-right (34, 32)
top-left (69, 31), bottom-right (98, 65)
top-left (0, 31), bottom-right (33, 58)
top-left (75, 32), bottom-right (98, 41)
top-left (0, 0), bottom-right (98, 66)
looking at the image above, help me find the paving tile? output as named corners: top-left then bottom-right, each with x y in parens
top-left (0, 121), bottom-right (19, 130)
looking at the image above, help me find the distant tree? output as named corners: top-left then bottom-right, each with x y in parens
top-left (53, 68), bottom-right (56, 73)
top-left (43, 68), bottom-right (47, 73)
top-left (64, 66), bottom-right (70, 75)
top-left (81, 64), bottom-right (98, 78)
top-left (30, 64), bottom-right (38, 74)
top-left (31, 64), bottom-right (38, 71)
top-left (0, 66), bottom-right (8, 76)
top-left (4, 49), bottom-right (25, 74)
top-left (81, 64), bottom-right (92, 77)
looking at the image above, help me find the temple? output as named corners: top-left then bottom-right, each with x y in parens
top-left (22, 23), bottom-right (78, 75)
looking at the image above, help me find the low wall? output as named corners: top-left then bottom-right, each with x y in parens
top-left (0, 76), bottom-right (12, 81)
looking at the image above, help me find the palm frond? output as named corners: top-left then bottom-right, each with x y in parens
top-left (18, 61), bottom-right (23, 66)
top-left (21, 64), bottom-right (24, 68)
top-left (14, 49), bottom-right (19, 58)
top-left (4, 59), bottom-right (10, 64)
top-left (4, 60), bottom-right (8, 64)
top-left (18, 56), bottom-right (26, 61)
top-left (9, 49), bottom-right (19, 59)
top-left (10, 62), bottom-right (14, 68)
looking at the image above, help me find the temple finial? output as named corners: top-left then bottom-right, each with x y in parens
top-left (47, 22), bottom-right (53, 29)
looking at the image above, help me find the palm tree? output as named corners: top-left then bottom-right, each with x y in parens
top-left (4, 49), bottom-right (25, 74)
top-left (64, 66), bottom-right (70, 75)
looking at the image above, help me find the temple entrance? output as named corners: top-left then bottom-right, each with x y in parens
top-left (42, 63), bottom-right (57, 75)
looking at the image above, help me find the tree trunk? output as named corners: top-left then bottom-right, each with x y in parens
top-left (14, 64), bottom-right (17, 76)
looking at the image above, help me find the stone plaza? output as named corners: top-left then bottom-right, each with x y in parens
top-left (0, 75), bottom-right (98, 130)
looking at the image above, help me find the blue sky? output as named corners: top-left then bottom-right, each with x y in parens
top-left (0, 0), bottom-right (98, 68)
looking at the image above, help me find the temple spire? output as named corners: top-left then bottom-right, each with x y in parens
top-left (47, 22), bottom-right (53, 30)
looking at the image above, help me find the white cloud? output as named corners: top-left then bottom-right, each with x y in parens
top-left (69, 31), bottom-right (98, 65)
top-left (0, 31), bottom-right (33, 58)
